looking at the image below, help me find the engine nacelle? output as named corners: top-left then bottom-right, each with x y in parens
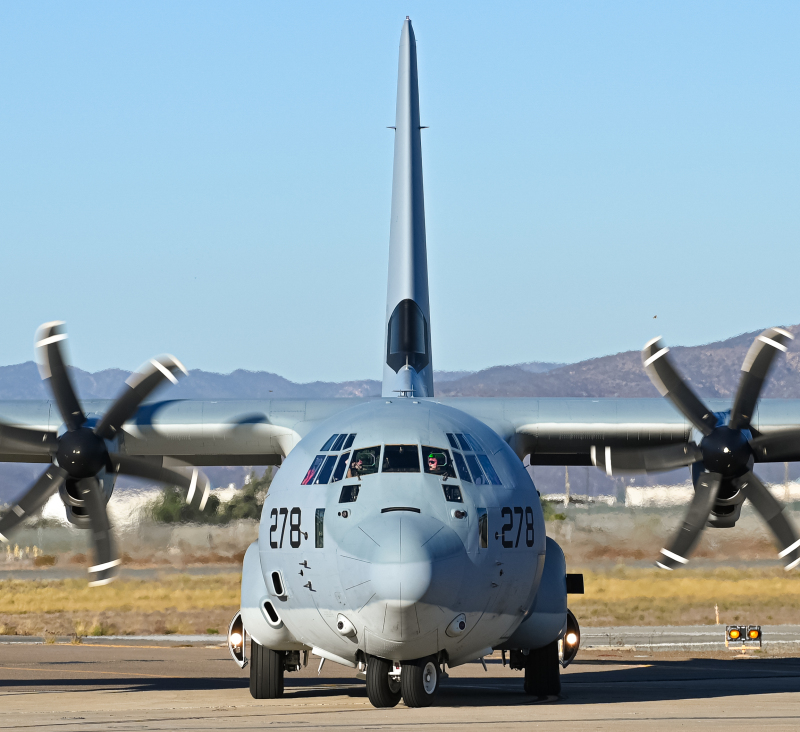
top-left (59, 468), bottom-right (117, 529)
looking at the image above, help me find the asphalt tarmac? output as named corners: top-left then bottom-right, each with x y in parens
top-left (2, 641), bottom-right (800, 730)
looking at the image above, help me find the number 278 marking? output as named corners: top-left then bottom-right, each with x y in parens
top-left (269, 507), bottom-right (302, 548)
top-left (500, 506), bottom-right (535, 548)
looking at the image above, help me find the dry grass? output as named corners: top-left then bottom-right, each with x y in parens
top-left (0, 573), bottom-right (240, 614)
top-left (571, 566), bottom-right (800, 625)
top-left (1, 567), bottom-right (799, 635)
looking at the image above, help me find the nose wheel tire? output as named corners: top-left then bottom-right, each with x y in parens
top-left (249, 640), bottom-right (284, 699)
top-left (523, 640), bottom-right (561, 698)
top-left (401, 655), bottom-right (439, 707)
top-left (366, 655), bottom-right (401, 708)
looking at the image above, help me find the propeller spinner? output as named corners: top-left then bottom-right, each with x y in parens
top-left (0, 322), bottom-right (210, 586)
top-left (591, 327), bottom-right (800, 572)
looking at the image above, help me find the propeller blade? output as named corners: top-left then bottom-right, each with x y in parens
top-left (0, 465), bottom-right (67, 542)
top-left (750, 429), bottom-right (800, 463)
top-left (656, 471), bottom-right (722, 570)
top-left (77, 477), bottom-right (121, 586)
top-left (0, 423), bottom-right (57, 453)
top-left (729, 328), bottom-right (794, 431)
top-left (95, 355), bottom-right (188, 440)
top-left (591, 443), bottom-right (702, 475)
top-left (642, 337), bottom-right (718, 436)
top-left (34, 322), bottom-right (85, 432)
top-left (111, 455), bottom-right (211, 510)
top-left (735, 471), bottom-right (800, 571)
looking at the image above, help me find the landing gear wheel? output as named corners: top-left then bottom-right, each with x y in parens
top-left (249, 639), bottom-right (284, 699)
top-left (401, 655), bottom-right (439, 707)
top-left (524, 641), bottom-right (561, 698)
top-left (366, 655), bottom-right (401, 708)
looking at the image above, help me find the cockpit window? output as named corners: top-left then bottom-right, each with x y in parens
top-left (331, 452), bottom-right (351, 483)
top-left (342, 433), bottom-right (356, 450)
top-left (445, 433), bottom-right (459, 450)
top-left (348, 446), bottom-right (381, 478)
top-left (465, 454), bottom-right (487, 485)
top-left (477, 454), bottom-right (502, 485)
top-left (331, 434), bottom-right (347, 452)
top-left (453, 452), bottom-right (472, 483)
top-left (455, 434), bottom-right (472, 451)
top-left (422, 447), bottom-right (456, 478)
top-left (320, 434), bottom-right (339, 451)
top-left (382, 445), bottom-right (421, 473)
top-left (315, 455), bottom-right (338, 484)
top-left (302, 455), bottom-right (326, 485)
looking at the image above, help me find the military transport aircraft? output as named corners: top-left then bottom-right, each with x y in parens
top-left (2, 17), bottom-right (800, 708)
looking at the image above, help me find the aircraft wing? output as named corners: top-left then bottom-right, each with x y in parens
top-left (2, 396), bottom-right (800, 468)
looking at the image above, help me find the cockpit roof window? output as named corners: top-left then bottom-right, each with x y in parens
top-left (320, 434), bottom-right (339, 451)
top-left (477, 454), bottom-right (502, 485)
top-left (331, 452), bottom-right (350, 483)
top-left (342, 433), bottom-right (356, 450)
top-left (423, 447), bottom-right (456, 479)
top-left (331, 434), bottom-right (347, 452)
top-left (302, 455), bottom-right (326, 485)
top-left (452, 451), bottom-right (472, 483)
top-left (445, 433), bottom-right (459, 450)
top-left (382, 445), bottom-right (421, 473)
top-left (315, 455), bottom-right (338, 484)
top-left (464, 434), bottom-right (483, 452)
top-left (455, 434), bottom-right (471, 451)
top-left (348, 446), bottom-right (381, 478)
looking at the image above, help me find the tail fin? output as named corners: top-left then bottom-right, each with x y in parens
top-left (382, 17), bottom-right (433, 398)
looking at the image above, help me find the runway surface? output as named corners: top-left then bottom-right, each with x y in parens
top-left (2, 640), bottom-right (800, 730)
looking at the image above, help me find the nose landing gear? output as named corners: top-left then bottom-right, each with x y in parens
top-left (365, 655), bottom-right (402, 708)
top-left (400, 655), bottom-right (440, 707)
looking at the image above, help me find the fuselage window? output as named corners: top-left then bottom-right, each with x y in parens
top-left (321, 434), bottom-right (339, 451)
top-left (442, 484), bottom-right (463, 503)
top-left (477, 508), bottom-right (488, 548)
top-left (382, 445), bottom-right (421, 473)
top-left (453, 452), bottom-right (473, 483)
top-left (331, 433), bottom-right (347, 452)
top-left (315, 508), bottom-right (325, 548)
top-left (477, 454), bottom-right (502, 485)
top-left (455, 433), bottom-right (471, 451)
top-left (466, 454), bottom-right (488, 484)
top-left (348, 446), bottom-right (381, 478)
top-left (315, 455), bottom-right (338, 484)
top-left (342, 433), bottom-right (356, 450)
top-left (339, 485), bottom-right (359, 503)
top-left (422, 446), bottom-right (456, 478)
top-left (445, 433), bottom-right (459, 450)
top-left (331, 452), bottom-right (351, 483)
top-left (302, 455), bottom-right (326, 485)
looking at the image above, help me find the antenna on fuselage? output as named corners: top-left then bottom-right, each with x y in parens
top-left (382, 17), bottom-right (433, 399)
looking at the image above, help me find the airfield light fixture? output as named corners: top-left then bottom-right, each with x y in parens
top-left (727, 627), bottom-right (741, 641)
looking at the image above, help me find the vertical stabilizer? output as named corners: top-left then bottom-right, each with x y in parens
top-left (382, 18), bottom-right (433, 398)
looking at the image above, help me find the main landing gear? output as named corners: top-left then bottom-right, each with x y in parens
top-left (250, 641), bottom-right (284, 699)
top-left (515, 641), bottom-right (561, 698)
top-left (365, 654), bottom-right (440, 708)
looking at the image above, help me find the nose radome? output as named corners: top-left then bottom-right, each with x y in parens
top-left (336, 511), bottom-right (467, 640)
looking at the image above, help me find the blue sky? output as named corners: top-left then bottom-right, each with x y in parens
top-left (1, 2), bottom-right (799, 382)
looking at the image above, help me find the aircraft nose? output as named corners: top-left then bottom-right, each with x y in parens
top-left (336, 510), bottom-right (467, 640)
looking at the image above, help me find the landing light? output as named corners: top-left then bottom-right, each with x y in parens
top-left (565, 632), bottom-right (578, 645)
top-left (230, 632), bottom-right (243, 647)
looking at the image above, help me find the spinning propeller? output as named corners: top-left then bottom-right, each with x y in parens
top-left (592, 327), bottom-right (800, 571)
top-left (0, 322), bottom-right (210, 586)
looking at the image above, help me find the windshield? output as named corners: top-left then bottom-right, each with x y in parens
top-left (348, 446), bottom-right (381, 478)
top-left (382, 445), bottom-right (421, 473)
top-left (422, 446), bottom-right (456, 478)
